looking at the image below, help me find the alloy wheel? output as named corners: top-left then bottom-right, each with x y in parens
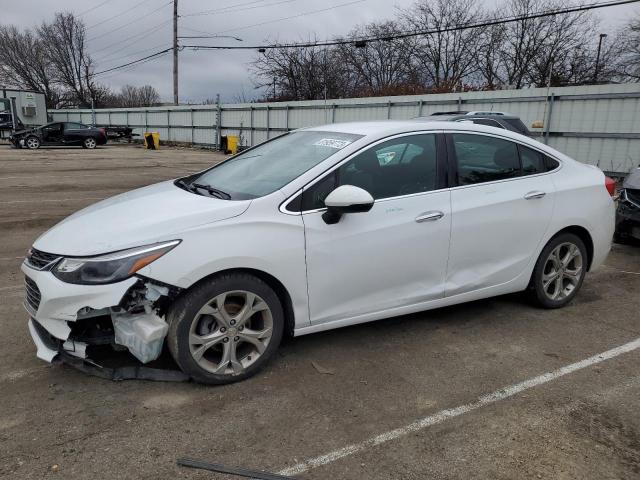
top-left (85, 138), bottom-right (97, 149)
top-left (26, 137), bottom-right (39, 149)
top-left (541, 242), bottom-right (583, 301)
top-left (188, 290), bottom-right (273, 375)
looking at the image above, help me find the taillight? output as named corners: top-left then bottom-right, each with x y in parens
top-left (100, 128), bottom-right (106, 136)
top-left (604, 176), bottom-right (616, 197)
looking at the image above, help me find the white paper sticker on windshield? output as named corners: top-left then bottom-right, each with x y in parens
top-left (313, 138), bottom-right (352, 149)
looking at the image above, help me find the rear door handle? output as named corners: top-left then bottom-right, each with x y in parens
top-left (524, 191), bottom-right (546, 200)
top-left (415, 211), bottom-right (444, 223)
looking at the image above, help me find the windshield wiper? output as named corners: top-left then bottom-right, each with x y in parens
top-left (191, 183), bottom-right (231, 200)
top-left (175, 178), bottom-right (192, 192)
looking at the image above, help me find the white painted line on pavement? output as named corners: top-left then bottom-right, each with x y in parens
top-left (0, 285), bottom-right (22, 291)
top-left (278, 337), bottom-right (640, 477)
top-left (603, 265), bottom-right (640, 276)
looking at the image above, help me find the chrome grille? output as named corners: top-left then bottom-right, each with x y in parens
top-left (24, 276), bottom-right (41, 315)
top-left (26, 248), bottom-right (60, 270)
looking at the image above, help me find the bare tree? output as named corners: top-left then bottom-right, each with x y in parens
top-left (336, 21), bottom-right (416, 96)
top-left (399, 0), bottom-right (485, 91)
top-left (38, 12), bottom-right (97, 107)
top-left (103, 84), bottom-right (160, 107)
top-left (617, 14), bottom-right (640, 81)
top-left (0, 25), bottom-right (60, 107)
top-left (137, 85), bottom-right (160, 106)
top-left (250, 40), bottom-right (351, 100)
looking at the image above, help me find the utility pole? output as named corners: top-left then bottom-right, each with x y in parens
top-left (594, 33), bottom-right (607, 84)
top-left (173, 0), bottom-right (179, 105)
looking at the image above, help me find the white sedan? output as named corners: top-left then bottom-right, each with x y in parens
top-left (22, 121), bottom-right (616, 384)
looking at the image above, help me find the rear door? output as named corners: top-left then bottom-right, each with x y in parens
top-left (445, 132), bottom-right (556, 296)
top-left (63, 122), bottom-right (87, 144)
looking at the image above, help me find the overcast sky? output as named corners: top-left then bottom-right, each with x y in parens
top-left (2, 0), bottom-right (637, 103)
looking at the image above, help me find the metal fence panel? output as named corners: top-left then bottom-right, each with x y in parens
top-left (50, 83), bottom-right (640, 172)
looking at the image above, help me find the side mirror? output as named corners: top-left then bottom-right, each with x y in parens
top-left (322, 185), bottom-right (374, 224)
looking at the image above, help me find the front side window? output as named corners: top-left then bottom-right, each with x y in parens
top-left (65, 122), bottom-right (87, 129)
top-left (190, 131), bottom-right (362, 200)
top-left (452, 133), bottom-right (520, 186)
top-left (300, 134), bottom-right (438, 210)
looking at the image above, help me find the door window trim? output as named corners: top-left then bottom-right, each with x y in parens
top-left (280, 131), bottom-right (448, 215)
top-left (444, 130), bottom-right (563, 190)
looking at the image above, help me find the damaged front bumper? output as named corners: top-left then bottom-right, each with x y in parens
top-left (616, 189), bottom-right (640, 240)
top-left (21, 261), bottom-right (181, 377)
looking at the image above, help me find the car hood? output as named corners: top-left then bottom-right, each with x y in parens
top-left (623, 168), bottom-right (640, 189)
top-left (33, 181), bottom-right (251, 256)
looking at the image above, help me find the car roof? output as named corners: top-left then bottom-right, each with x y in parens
top-left (301, 120), bottom-right (554, 155)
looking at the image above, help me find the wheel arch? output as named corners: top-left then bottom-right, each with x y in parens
top-left (184, 267), bottom-right (296, 337)
top-left (548, 225), bottom-right (594, 271)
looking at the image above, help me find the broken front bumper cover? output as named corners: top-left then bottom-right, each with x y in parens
top-left (28, 318), bottom-right (188, 382)
top-left (22, 261), bottom-right (186, 381)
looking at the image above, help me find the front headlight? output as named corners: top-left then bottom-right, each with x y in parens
top-left (52, 240), bottom-right (180, 285)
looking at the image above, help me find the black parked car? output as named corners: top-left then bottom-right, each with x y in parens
top-left (10, 122), bottom-right (107, 149)
top-left (615, 167), bottom-right (640, 243)
top-left (415, 111), bottom-right (532, 136)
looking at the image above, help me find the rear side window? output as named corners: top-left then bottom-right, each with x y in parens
top-left (451, 134), bottom-right (520, 185)
top-left (519, 145), bottom-right (546, 174)
top-left (544, 156), bottom-right (560, 170)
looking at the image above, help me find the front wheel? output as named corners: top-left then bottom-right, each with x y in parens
top-left (25, 136), bottom-right (40, 149)
top-left (166, 273), bottom-right (284, 384)
top-left (83, 137), bottom-right (97, 149)
top-left (529, 233), bottom-right (587, 308)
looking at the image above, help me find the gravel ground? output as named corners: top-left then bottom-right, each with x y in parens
top-left (1, 144), bottom-right (639, 480)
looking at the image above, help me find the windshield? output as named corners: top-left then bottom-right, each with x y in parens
top-left (188, 131), bottom-right (363, 200)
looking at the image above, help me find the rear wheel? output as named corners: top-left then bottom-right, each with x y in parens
top-left (25, 136), bottom-right (40, 150)
top-left (529, 233), bottom-right (587, 308)
top-left (167, 273), bottom-right (284, 384)
top-left (83, 137), bottom-right (97, 149)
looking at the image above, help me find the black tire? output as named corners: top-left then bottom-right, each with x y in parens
top-left (529, 233), bottom-right (588, 309)
top-left (166, 273), bottom-right (284, 385)
top-left (25, 135), bottom-right (40, 150)
top-left (82, 137), bottom-right (97, 149)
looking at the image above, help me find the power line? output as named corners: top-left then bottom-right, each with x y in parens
top-left (90, 19), bottom-right (172, 56)
top-left (200, 0), bottom-right (366, 36)
top-left (182, 0), bottom-right (298, 17)
top-left (93, 48), bottom-right (173, 76)
top-left (77, 0), bottom-right (111, 18)
top-left (90, 0), bottom-right (639, 78)
top-left (183, 0), bottom-right (640, 50)
top-left (87, 1), bottom-right (172, 42)
top-left (86, 0), bottom-right (156, 30)
top-left (95, 42), bottom-right (171, 65)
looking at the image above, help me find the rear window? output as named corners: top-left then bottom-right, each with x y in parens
top-left (503, 118), bottom-right (530, 135)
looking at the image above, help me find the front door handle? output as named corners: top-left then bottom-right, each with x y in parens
top-left (524, 191), bottom-right (546, 200)
top-left (415, 211), bottom-right (444, 223)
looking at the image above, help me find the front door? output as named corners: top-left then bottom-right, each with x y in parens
top-left (42, 123), bottom-right (63, 143)
top-left (445, 132), bottom-right (555, 296)
top-left (302, 133), bottom-right (452, 325)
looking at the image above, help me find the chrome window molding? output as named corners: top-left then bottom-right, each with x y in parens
top-left (280, 129), bottom-right (563, 215)
top-left (279, 130), bottom-right (444, 215)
